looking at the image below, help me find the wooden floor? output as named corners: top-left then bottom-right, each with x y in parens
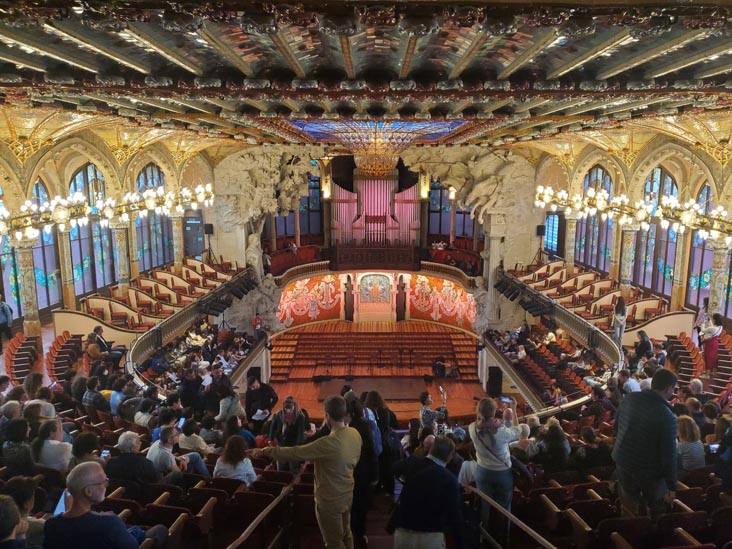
top-left (269, 320), bottom-right (521, 425)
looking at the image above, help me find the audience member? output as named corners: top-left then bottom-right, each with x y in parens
top-left (32, 419), bottom-right (72, 473)
top-left (245, 377), bottom-right (278, 435)
top-left (213, 435), bottom-right (257, 487)
top-left (26, 387), bottom-right (55, 419)
top-left (0, 475), bottom-right (43, 547)
top-left (1, 419), bottom-right (33, 476)
top-left (346, 398), bottom-right (378, 547)
top-left (147, 426), bottom-right (210, 480)
top-left (179, 420), bottom-right (211, 455)
top-left (69, 432), bottom-right (104, 468)
top-left (0, 494), bottom-right (27, 549)
top-left (677, 415), bottom-right (706, 474)
top-left (106, 432), bottom-right (160, 490)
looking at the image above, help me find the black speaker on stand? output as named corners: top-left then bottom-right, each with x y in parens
top-left (536, 224), bottom-right (546, 237)
top-left (204, 224), bottom-right (214, 261)
top-left (487, 366), bottom-right (503, 397)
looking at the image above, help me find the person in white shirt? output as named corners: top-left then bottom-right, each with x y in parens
top-left (468, 398), bottom-right (521, 519)
top-left (26, 387), bottom-right (56, 419)
top-left (32, 419), bottom-right (72, 473)
top-left (213, 435), bottom-right (257, 487)
top-left (178, 420), bottom-right (212, 456)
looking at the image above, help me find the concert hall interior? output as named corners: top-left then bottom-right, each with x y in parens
top-left (5, 1), bottom-right (732, 547)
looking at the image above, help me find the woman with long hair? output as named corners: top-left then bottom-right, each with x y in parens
top-left (468, 397), bottom-right (521, 538)
top-left (694, 297), bottom-right (710, 347)
top-left (677, 415), bottom-right (705, 474)
top-left (702, 313), bottom-right (724, 378)
top-left (213, 435), bottom-right (257, 486)
top-left (535, 422), bottom-right (570, 473)
top-left (631, 330), bottom-right (652, 371)
top-left (268, 396), bottom-right (307, 471)
top-left (364, 390), bottom-right (398, 494)
top-left (22, 373), bottom-right (44, 401)
top-left (32, 419), bottom-right (72, 473)
top-left (223, 415), bottom-right (255, 448)
top-left (613, 296), bottom-right (627, 347)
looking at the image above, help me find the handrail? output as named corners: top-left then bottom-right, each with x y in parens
top-left (466, 486), bottom-right (558, 549)
top-left (421, 261), bottom-right (478, 288)
top-left (274, 260), bottom-right (331, 286)
top-left (226, 481), bottom-right (293, 549)
top-left (126, 267), bottom-right (254, 391)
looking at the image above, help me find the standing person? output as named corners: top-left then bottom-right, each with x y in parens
top-left (252, 314), bottom-right (265, 342)
top-left (630, 330), bottom-right (653, 372)
top-left (0, 296), bottom-right (13, 352)
top-left (346, 398), bottom-right (378, 549)
top-left (245, 376), bottom-right (278, 435)
top-left (392, 436), bottom-right (464, 549)
top-left (469, 397), bottom-right (521, 541)
top-left (613, 296), bottom-right (627, 348)
top-left (255, 396), bottom-right (362, 549)
top-left (701, 313), bottom-right (724, 379)
top-left (418, 392), bottom-right (445, 433)
top-left (364, 390), bottom-right (398, 495)
top-left (693, 297), bottom-right (710, 348)
top-left (44, 462), bottom-right (167, 548)
top-left (613, 368), bottom-right (678, 517)
top-left (268, 396), bottom-right (307, 471)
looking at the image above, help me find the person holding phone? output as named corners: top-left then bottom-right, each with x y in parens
top-left (468, 396), bottom-right (521, 543)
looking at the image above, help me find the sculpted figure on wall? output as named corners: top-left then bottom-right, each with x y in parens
top-left (223, 274), bottom-right (284, 335)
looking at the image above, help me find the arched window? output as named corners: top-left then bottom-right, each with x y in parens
top-left (575, 165), bottom-right (613, 272)
top-left (68, 163), bottom-right (116, 296)
top-left (0, 187), bottom-right (20, 315)
top-left (544, 213), bottom-right (560, 254)
top-left (31, 179), bottom-right (61, 312)
top-left (298, 175), bottom-right (322, 242)
top-left (428, 180), bottom-right (451, 237)
top-left (686, 184), bottom-right (715, 310)
top-left (135, 163), bottom-right (173, 271)
top-left (632, 166), bottom-right (678, 297)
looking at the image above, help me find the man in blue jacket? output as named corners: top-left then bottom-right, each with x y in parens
top-left (613, 368), bottom-right (678, 517)
top-left (393, 435), bottom-right (464, 548)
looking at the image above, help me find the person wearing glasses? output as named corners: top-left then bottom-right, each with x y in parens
top-left (43, 461), bottom-right (167, 548)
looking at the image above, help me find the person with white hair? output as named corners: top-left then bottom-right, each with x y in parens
top-left (688, 378), bottom-right (710, 405)
top-left (105, 431), bottom-right (161, 487)
top-left (0, 400), bottom-right (20, 441)
top-left (509, 423), bottom-right (538, 459)
top-left (44, 461), bottom-right (167, 548)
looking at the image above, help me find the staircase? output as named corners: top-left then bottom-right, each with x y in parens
top-left (668, 330), bottom-right (732, 396)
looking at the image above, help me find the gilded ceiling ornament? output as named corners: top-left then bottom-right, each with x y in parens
top-left (171, 149), bottom-right (196, 168)
top-left (693, 140), bottom-right (732, 168)
top-left (3, 136), bottom-right (51, 163)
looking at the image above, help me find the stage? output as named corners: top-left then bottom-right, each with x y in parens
top-left (267, 320), bottom-right (523, 425)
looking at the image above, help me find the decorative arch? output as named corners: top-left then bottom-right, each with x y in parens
top-left (29, 135), bottom-right (122, 201)
top-left (178, 152), bottom-right (214, 187)
top-left (571, 147), bottom-right (627, 197)
top-left (124, 145), bottom-right (178, 193)
top-left (0, 143), bottom-right (28, 211)
top-left (630, 138), bottom-right (715, 203)
top-left (535, 154), bottom-right (569, 192)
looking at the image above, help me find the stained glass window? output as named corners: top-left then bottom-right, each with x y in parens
top-left (298, 176), bottom-right (322, 235)
top-left (428, 181), bottom-right (452, 237)
top-left (575, 165), bottom-right (613, 273)
top-left (631, 166), bottom-right (678, 297)
top-left (544, 213), bottom-right (559, 254)
top-left (31, 179), bottom-right (61, 312)
top-left (135, 163), bottom-right (173, 272)
top-left (68, 163), bottom-right (116, 296)
top-left (686, 185), bottom-right (714, 310)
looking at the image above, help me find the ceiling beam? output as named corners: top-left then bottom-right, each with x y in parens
top-left (498, 29), bottom-right (557, 80)
top-left (399, 36), bottom-right (417, 80)
top-left (449, 31), bottom-right (487, 80)
top-left (202, 97), bottom-right (239, 111)
top-left (338, 35), bottom-right (355, 79)
top-left (0, 44), bottom-right (47, 72)
top-left (45, 20), bottom-right (151, 74)
top-left (564, 97), bottom-right (631, 116)
top-left (168, 98), bottom-right (218, 114)
top-left (269, 31), bottom-right (306, 79)
top-left (84, 93), bottom-right (149, 112)
top-left (600, 96), bottom-right (670, 116)
top-left (198, 22), bottom-right (254, 78)
top-left (595, 29), bottom-right (706, 80)
top-left (536, 97), bottom-right (589, 116)
top-left (546, 28), bottom-right (632, 80)
top-left (646, 39), bottom-right (732, 78)
top-left (126, 22), bottom-right (203, 76)
top-left (696, 60), bottom-right (732, 79)
top-left (0, 25), bottom-right (100, 73)
top-left (133, 96), bottom-right (188, 114)
top-left (513, 98), bottom-right (551, 113)
top-left (482, 99), bottom-right (513, 113)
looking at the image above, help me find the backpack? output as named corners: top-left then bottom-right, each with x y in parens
top-left (364, 407), bottom-right (383, 456)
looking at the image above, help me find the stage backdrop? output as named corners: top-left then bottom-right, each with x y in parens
top-left (408, 274), bottom-right (476, 330)
top-left (277, 274), bottom-right (341, 328)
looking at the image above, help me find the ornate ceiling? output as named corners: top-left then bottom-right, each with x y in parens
top-left (3, 2), bottom-right (732, 164)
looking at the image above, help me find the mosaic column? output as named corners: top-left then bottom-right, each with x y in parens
top-left (619, 224), bottom-right (639, 298)
top-left (110, 220), bottom-right (130, 291)
top-left (56, 228), bottom-right (76, 310)
top-left (708, 239), bottom-right (731, 316)
top-left (15, 237), bottom-right (41, 343)
top-left (128, 212), bottom-right (140, 279)
top-left (564, 215), bottom-right (578, 276)
top-left (608, 220), bottom-right (621, 281)
top-left (670, 231), bottom-right (689, 311)
top-left (171, 214), bottom-right (184, 275)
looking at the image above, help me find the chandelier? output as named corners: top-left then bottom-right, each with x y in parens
top-left (535, 185), bottom-right (732, 245)
top-left (331, 121), bottom-right (434, 177)
top-left (5, 184), bottom-right (214, 243)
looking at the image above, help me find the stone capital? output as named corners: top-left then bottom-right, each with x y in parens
top-left (109, 219), bottom-right (131, 231)
top-left (620, 223), bottom-right (640, 232)
top-left (12, 235), bottom-right (37, 249)
top-left (708, 238), bottom-right (732, 252)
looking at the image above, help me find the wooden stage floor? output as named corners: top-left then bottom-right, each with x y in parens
top-left (267, 320), bottom-right (522, 426)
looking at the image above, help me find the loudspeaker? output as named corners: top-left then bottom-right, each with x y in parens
top-left (204, 223), bottom-right (214, 235)
top-left (536, 224), bottom-right (546, 237)
top-left (487, 366), bottom-right (503, 398)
